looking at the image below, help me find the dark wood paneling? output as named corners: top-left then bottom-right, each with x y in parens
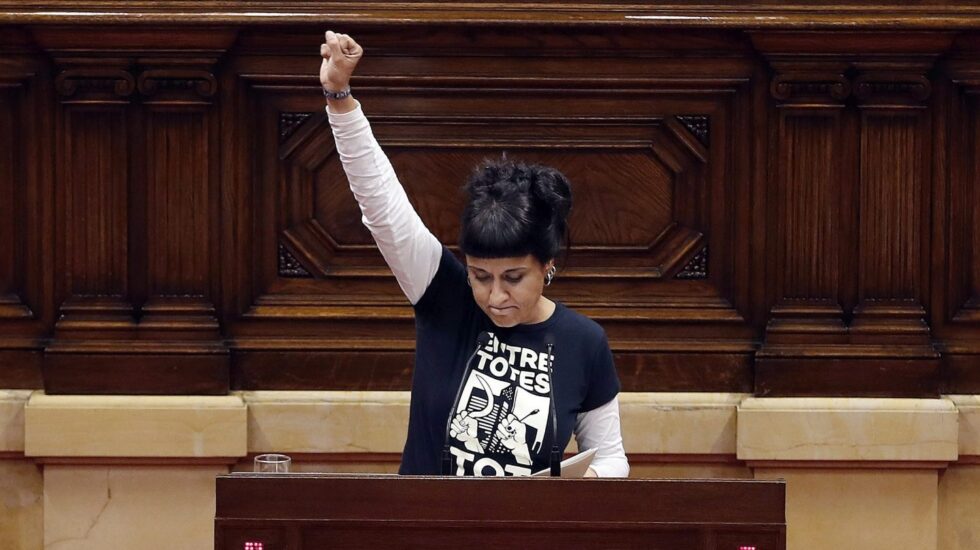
top-left (936, 46), bottom-right (980, 392)
top-left (43, 352), bottom-right (228, 395)
top-left (0, 9), bottom-right (978, 395)
top-left (37, 33), bottom-right (232, 393)
top-left (230, 28), bottom-right (756, 392)
top-left (0, 38), bottom-right (48, 388)
top-left (754, 35), bottom-right (946, 396)
top-left (216, 475), bottom-right (785, 550)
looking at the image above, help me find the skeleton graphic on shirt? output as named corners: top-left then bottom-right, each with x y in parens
top-left (447, 333), bottom-right (553, 476)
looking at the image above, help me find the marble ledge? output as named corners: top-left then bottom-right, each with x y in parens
top-left (618, 392), bottom-right (745, 455)
top-left (243, 391), bottom-right (411, 454)
top-left (737, 397), bottom-right (959, 463)
top-left (243, 391), bottom-right (747, 456)
top-left (25, 392), bottom-right (246, 458)
top-left (9, 390), bottom-right (980, 463)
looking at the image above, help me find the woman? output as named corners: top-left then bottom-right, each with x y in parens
top-left (320, 31), bottom-right (628, 477)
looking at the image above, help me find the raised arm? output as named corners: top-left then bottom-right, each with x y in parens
top-left (320, 31), bottom-right (442, 304)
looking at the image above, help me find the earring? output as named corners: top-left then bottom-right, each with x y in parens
top-left (545, 265), bottom-right (557, 286)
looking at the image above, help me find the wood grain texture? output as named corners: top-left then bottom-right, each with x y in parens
top-left (0, 86), bottom-right (16, 304)
top-left (0, 13), bottom-right (977, 395)
top-left (754, 39), bottom-right (943, 396)
top-left (62, 108), bottom-right (129, 296)
top-left (0, 46), bottom-right (50, 388)
top-left (40, 45), bottom-right (231, 393)
top-left (215, 475), bottom-right (785, 550)
top-left (1, 1), bottom-right (980, 29)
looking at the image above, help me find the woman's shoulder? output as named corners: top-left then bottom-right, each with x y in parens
top-left (413, 247), bottom-right (473, 316)
top-left (553, 303), bottom-right (608, 344)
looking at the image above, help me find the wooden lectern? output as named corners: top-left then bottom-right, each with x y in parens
top-left (215, 473), bottom-right (785, 549)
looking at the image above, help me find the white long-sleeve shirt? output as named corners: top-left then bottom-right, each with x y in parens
top-left (328, 102), bottom-right (628, 478)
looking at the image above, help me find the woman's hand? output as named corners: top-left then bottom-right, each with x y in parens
top-left (319, 30), bottom-right (363, 92)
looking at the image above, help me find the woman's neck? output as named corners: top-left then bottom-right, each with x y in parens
top-left (526, 296), bottom-right (556, 325)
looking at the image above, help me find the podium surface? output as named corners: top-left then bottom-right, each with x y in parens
top-left (215, 473), bottom-right (785, 549)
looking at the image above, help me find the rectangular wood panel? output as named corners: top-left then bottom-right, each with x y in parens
top-left (858, 112), bottom-right (925, 301)
top-left (146, 111), bottom-right (211, 296)
top-left (0, 86), bottom-right (17, 303)
top-left (62, 108), bottom-right (129, 297)
top-left (774, 110), bottom-right (842, 301)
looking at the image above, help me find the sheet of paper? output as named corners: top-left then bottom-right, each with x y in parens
top-left (530, 447), bottom-right (598, 478)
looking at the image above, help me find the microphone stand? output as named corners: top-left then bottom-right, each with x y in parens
top-left (546, 343), bottom-right (561, 477)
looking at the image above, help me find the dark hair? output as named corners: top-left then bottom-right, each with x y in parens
top-left (459, 158), bottom-right (572, 264)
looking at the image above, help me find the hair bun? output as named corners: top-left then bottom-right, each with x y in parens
top-left (460, 158), bottom-right (573, 263)
top-left (528, 164), bottom-right (572, 226)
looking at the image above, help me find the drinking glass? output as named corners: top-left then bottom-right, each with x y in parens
top-left (254, 453), bottom-right (291, 473)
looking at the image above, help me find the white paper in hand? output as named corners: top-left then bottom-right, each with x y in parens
top-left (530, 447), bottom-right (597, 478)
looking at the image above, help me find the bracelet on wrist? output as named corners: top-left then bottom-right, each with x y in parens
top-left (322, 86), bottom-right (352, 100)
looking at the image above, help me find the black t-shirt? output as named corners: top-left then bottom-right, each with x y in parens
top-left (400, 247), bottom-right (620, 476)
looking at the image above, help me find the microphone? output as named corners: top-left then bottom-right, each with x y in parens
top-left (545, 338), bottom-right (561, 477)
top-left (442, 331), bottom-right (492, 475)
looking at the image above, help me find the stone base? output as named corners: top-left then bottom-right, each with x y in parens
top-left (44, 465), bottom-right (226, 550)
top-left (756, 468), bottom-right (938, 550)
top-left (0, 390), bottom-right (977, 549)
top-left (0, 458), bottom-right (43, 550)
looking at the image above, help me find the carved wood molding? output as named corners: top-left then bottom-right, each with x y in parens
top-left (279, 112), bottom-right (313, 142)
top-left (137, 69), bottom-right (218, 102)
top-left (769, 69), bottom-right (933, 104)
top-left (55, 67), bottom-right (219, 103)
top-left (278, 242), bottom-right (313, 279)
top-left (675, 115), bottom-right (710, 147)
top-left (852, 73), bottom-right (931, 102)
top-left (54, 68), bottom-right (135, 101)
top-left (675, 246), bottom-right (708, 280)
top-left (771, 72), bottom-right (851, 102)
top-left (276, 113), bottom-right (712, 283)
top-left (6, 3), bottom-right (980, 28)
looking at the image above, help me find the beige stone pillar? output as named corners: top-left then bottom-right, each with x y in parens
top-left (738, 397), bottom-right (958, 550)
top-left (0, 390), bottom-right (43, 550)
top-left (24, 392), bottom-right (246, 550)
top-left (941, 396), bottom-right (980, 550)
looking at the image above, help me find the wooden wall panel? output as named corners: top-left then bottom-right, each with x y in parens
top-left (938, 49), bottom-right (980, 392)
top-left (858, 113), bottom-right (924, 300)
top-left (755, 40), bottom-right (945, 397)
top-left (37, 30), bottom-right (233, 394)
top-left (0, 40), bottom-right (48, 388)
top-left (0, 4), bottom-right (978, 395)
top-left (774, 111), bottom-right (843, 301)
top-left (62, 107), bottom-right (130, 296)
top-left (0, 87), bottom-right (15, 300)
top-left (145, 113), bottom-right (210, 296)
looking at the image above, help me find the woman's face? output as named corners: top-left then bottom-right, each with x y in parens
top-left (465, 254), bottom-right (554, 328)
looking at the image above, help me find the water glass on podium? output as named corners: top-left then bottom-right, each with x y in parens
top-left (254, 453), bottom-right (291, 473)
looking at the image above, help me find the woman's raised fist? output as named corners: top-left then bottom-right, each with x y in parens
top-left (319, 30), bottom-right (363, 92)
